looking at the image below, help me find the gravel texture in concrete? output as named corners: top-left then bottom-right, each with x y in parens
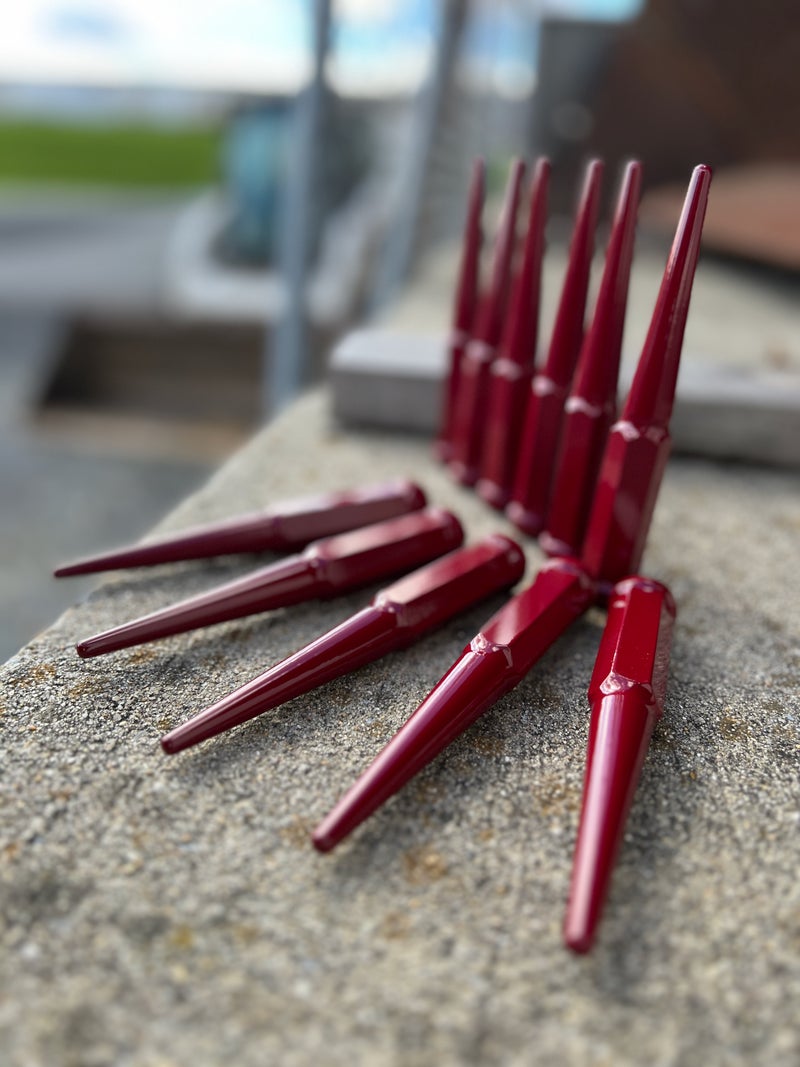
top-left (1, 391), bottom-right (798, 1066)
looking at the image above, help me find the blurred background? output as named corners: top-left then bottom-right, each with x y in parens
top-left (1, 0), bottom-right (798, 660)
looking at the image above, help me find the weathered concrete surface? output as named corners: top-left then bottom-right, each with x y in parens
top-left (1, 390), bottom-right (798, 1067)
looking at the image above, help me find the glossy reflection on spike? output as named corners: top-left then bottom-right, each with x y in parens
top-left (540, 160), bottom-right (642, 559)
top-left (506, 159), bottom-right (604, 536)
top-left (564, 577), bottom-right (675, 954)
top-left (75, 509), bottom-right (464, 658)
top-left (435, 159), bottom-right (486, 462)
top-left (581, 164), bottom-right (712, 587)
top-left (161, 535), bottom-right (526, 754)
top-left (477, 158), bottom-right (551, 510)
top-left (312, 558), bottom-right (596, 852)
top-left (54, 480), bottom-right (427, 577)
top-left (448, 158), bottom-right (526, 486)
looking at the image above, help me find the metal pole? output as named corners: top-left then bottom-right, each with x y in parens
top-left (265, 0), bottom-right (332, 419)
top-left (369, 0), bottom-right (468, 315)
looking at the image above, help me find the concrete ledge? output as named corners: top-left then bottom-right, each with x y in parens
top-left (330, 327), bottom-right (800, 466)
top-left (2, 390), bottom-right (798, 1065)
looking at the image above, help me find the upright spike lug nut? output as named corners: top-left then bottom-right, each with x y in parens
top-left (449, 159), bottom-right (526, 486)
top-left (540, 160), bottom-right (642, 558)
top-left (75, 508), bottom-right (464, 658)
top-left (581, 165), bottom-right (712, 587)
top-left (435, 159), bottom-right (486, 462)
top-left (506, 160), bottom-right (604, 535)
top-left (477, 158), bottom-right (551, 510)
top-left (564, 576), bottom-right (676, 954)
top-left (54, 480), bottom-right (427, 576)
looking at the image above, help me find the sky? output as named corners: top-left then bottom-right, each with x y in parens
top-left (0, 0), bottom-right (642, 96)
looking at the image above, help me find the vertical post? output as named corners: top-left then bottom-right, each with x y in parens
top-left (266, 0), bottom-right (332, 419)
top-left (369, 0), bottom-right (468, 314)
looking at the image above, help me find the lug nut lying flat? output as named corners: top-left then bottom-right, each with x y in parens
top-left (76, 508), bottom-right (464, 658)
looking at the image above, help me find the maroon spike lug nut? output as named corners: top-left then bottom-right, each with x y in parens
top-left (448, 158), bottom-right (526, 486)
top-left (75, 508), bottom-right (464, 658)
top-left (312, 557), bottom-right (596, 852)
top-left (506, 159), bottom-right (604, 535)
top-left (476, 158), bottom-right (551, 510)
top-left (54, 480), bottom-right (427, 577)
top-left (564, 576), bottom-right (675, 954)
top-left (581, 164), bottom-right (712, 587)
top-left (540, 161), bottom-right (643, 558)
top-left (435, 158), bottom-right (486, 462)
top-left (161, 534), bottom-right (526, 754)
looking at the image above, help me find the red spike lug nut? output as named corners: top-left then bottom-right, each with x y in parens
top-left (540, 160), bottom-right (642, 558)
top-left (161, 534), bottom-right (526, 754)
top-left (54, 479), bottom-right (427, 576)
top-left (435, 159), bottom-right (486, 462)
top-left (564, 576), bottom-right (676, 954)
top-left (476, 158), bottom-right (550, 509)
top-left (581, 165), bottom-right (711, 586)
top-left (312, 557), bottom-right (597, 853)
top-left (505, 159), bottom-right (604, 535)
top-left (448, 158), bottom-right (526, 486)
top-left (75, 508), bottom-right (464, 658)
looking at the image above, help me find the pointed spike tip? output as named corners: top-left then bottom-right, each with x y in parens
top-left (565, 937), bottom-right (593, 955)
top-left (564, 927), bottom-right (594, 955)
top-left (158, 604), bottom-right (398, 752)
top-left (161, 732), bottom-right (182, 755)
top-left (480, 157), bottom-right (526, 341)
top-left (501, 156), bottom-right (551, 366)
top-left (569, 158), bottom-right (641, 404)
top-left (622, 163), bottom-right (712, 429)
top-left (538, 157), bottom-right (604, 388)
top-left (452, 157), bottom-right (487, 332)
top-left (311, 824), bottom-right (339, 853)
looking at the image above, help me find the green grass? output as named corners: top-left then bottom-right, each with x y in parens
top-left (0, 120), bottom-right (222, 188)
